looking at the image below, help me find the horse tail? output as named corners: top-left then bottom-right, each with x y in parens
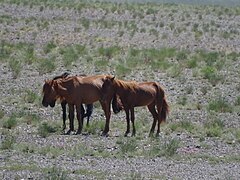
top-left (161, 96), bottom-right (169, 123)
top-left (112, 93), bottom-right (123, 114)
top-left (155, 83), bottom-right (169, 123)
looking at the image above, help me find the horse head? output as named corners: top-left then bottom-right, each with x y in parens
top-left (101, 75), bottom-right (116, 101)
top-left (42, 80), bottom-right (58, 108)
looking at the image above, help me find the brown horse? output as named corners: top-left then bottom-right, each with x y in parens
top-left (42, 75), bottom-right (119, 135)
top-left (52, 73), bottom-right (93, 133)
top-left (101, 75), bottom-right (169, 137)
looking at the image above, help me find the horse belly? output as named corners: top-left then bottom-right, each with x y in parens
top-left (80, 88), bottom-right (100, 104)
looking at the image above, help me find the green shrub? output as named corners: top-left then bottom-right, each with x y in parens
top-left (60, 46), bottom-right (78, 67)
top-left (208, 97), bottom-right (232, 113)
top-left (37, 58), bottom-right (56, 74)
top-left (43, 41), bottom-right (57, 54)
top-left (117, 138), bottom-right (138, 155)
top-left (3, 115), bottom-right (17, 129)
top-left (38, 122), bottom-right (59, 138)
top-left (204, 119), bottom-right (224, 137)
top-left (115, 64), bottom-right (131, 77)
top-left (151, 138), bottom-right (180, 157)
top-left (24, 90), bottom-right (38, 103)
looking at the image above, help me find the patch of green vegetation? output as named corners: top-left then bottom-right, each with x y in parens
top-left (2, 115), bottom-right (17, 129)
top-left (23, 89), bottom-right (38, 103)
top-left (168, 120), bottom-right (195, 133)
top-left (149, 138), bottom-right (180, 157)
top-left (98, 46), bottom-right (121, 59)
top-left (43, 41), bottom-right (57, 54)
top-left (60, 45), bottom-right (79, 67)
top-left (8, 58), bottom-right (21, 78)
top-left (0, 134), bottom-right (16, 150)
top-left (204, 118), bottom-right (224, 137)
top-left (208, 97), bottom-right (232, 113)
top-left (37, 58), bottom-right (56, 74)
top-left (38, 122), bottom-right (60, 138)
top-left (117, 137), bottom-right (138, 156)
top-left (0, 109), bottom-right (4, 119)
top-left (44, 166), bottom-right (68, 180)
top-left (115, 64), bottom-right (131, 78)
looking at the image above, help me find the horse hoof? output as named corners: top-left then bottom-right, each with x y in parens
top-left (149, 132), bottom-right (154, 138)
top-left (75, 130), bottom-right (82, 135)
top-left (101, 132), bottom-right (109, 137)
top-left (65, 130), bottom-right (72, 135)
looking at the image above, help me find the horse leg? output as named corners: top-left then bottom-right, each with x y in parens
top-left (100, 101), bottom-right (111, 136)
top-left (76, 104), bottom-right (83, 135)
top-left (61, 101), bottom-right (67, 131)
top-left (147, 103), bottom-right (158, 137)
top-left (66, 104), bottom-right (74, 135)
top-left (80, 104), bottom-right (85, 127)
top-left (130, 108), bottom-right (136, 136)
top-left (124, 108), bottom-right (130, 137)
top-left (156, 101), bottom-right (163, 137)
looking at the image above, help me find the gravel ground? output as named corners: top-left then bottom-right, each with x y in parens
top-left (0, 1), bottom-right (240, 179)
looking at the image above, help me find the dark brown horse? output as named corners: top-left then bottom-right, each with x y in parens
top-left (42, 75), bottom-right (119, 135)
top-left (52, 73), bottom-right (93, 133)
top-left (101, 75), bottom-right (169, 137)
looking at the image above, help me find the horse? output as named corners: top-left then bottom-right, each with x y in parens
top-left (52, 73), bottom-right (93, 132)
top-left (101, 75), bottom-right (169, 137)
top-left (42, 75), bottom-right (121, 136)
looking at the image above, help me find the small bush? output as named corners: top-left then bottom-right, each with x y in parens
top-left (24, 90), bottom-right (38, 103)
top-left (204, 119), bottom-right (224, 137)
top-left (149, 138), bottom-right (180, 157)
top-left (3, 115), bottom-right (17, 129)
top-left (37, 58), bottom-right (56, 74)
top-left (38, 122), bottom-right (59, 138)
top-left (117, 138), bottom-right (138, 155)
top-left (235, 96), bottom-right (240, 106)
top-left (208, 97), bottom-right (232, 113)
top-left (43, 41), bottom-right (57, 54)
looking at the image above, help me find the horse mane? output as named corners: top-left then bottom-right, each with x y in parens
top-left (53, 72), bottom-right (70, 80)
